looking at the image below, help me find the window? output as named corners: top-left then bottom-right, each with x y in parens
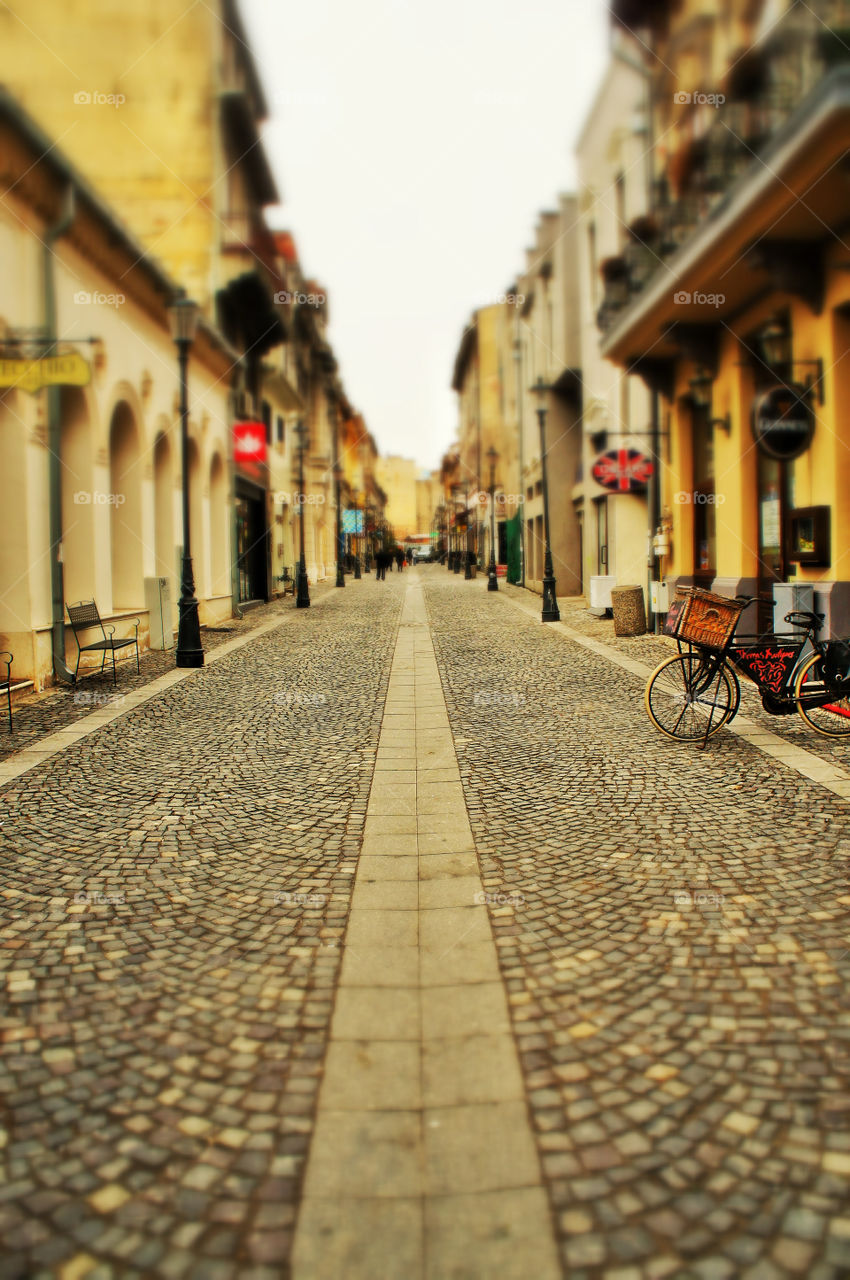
top-left (277, 415), bottom-right (284, 446)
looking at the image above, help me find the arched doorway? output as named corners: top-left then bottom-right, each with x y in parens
top-left (153, 432), bottom-right (174, 582)
top-left (186, 437), bottom-right (203, 598)
top-left (109, 401), bottom-right (143, 609)
top-left (209, 453), bottom-right (228, 597)
top-left (60, 387), bottom-right (95, 604)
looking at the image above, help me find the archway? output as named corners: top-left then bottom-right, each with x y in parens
top-left (153, 432), bottom-right (174, 582)
top-left (60, 386), bottom-right (96, 605)
top-left (209, 453), bottom-right (228, 597)
top-left (108, 401), bottom-right (143, 609)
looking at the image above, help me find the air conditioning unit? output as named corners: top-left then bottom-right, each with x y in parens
top-left (773, 582), bottom-right (815, 636)
top-left (589, 574), bottom-right (616, 609)
top-left (144, 576), bottom-right (173, 650)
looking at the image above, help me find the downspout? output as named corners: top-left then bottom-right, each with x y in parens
top-left (46, 184), bottom-right (76, 683)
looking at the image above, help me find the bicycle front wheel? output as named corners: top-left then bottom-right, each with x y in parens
top-left (645, 652), bottom-right (736, 742)
top-left (794, 653), bottom-right (850, 738)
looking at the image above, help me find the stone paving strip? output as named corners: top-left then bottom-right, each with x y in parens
top-left (292, 578), bottom-right (560, 1280)
top-left (497, 584), bottom-right (850, 804)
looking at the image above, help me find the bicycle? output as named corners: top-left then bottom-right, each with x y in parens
top-left (644, 587), bottom-right (850, 747)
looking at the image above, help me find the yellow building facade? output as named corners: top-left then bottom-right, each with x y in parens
top-left (601, 0), bottom-right (850, 636)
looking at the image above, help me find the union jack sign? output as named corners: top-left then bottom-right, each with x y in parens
top-left (591, 448), bottom-right (653, 493)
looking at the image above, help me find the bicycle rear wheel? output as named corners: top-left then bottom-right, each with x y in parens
top-left (794, 653), bottom-right (850, 738)
top-left (645, 652), bottom-right (736, 742)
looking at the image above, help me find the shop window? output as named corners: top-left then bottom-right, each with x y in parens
top-left (692, 403), bottom-right (716, 586)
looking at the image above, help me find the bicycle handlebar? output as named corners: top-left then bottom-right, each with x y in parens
top-left (783, 610), bottom-right (825, 629)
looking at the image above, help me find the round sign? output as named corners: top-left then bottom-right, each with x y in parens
top-left (752, 384), bottom-right (814, 461)
top-left (591, 448), bottom-right (653, 493)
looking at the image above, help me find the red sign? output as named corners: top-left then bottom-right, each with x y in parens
top-left (233, 421), bottom-right (266, 463)
top-left (591, 448), bottom-right (653, 493)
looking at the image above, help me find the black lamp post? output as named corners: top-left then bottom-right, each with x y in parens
top-left (464, 486), bottom-right (473, 580)
top-left (334, 460), bottom-right (345, 588)
top-left (451, 485), bottom-right (462, 572)
top-left (364, 503), bottom-right (372, 573)
top-left (168, 297), bottom-right (204, 668)
top-left (531, 376), bottom-right (559, 622)
top-left (295, 418), bottom-right (310, 608)
top-left (487, 445), bottom-right (499, 592)
top-left (353, 494), bottom-right (362, 578)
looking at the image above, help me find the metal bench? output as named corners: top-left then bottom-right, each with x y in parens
top-left (1, 651), bottom-right (11, 732)
top-left (66, 601), bottom-right (140, 685)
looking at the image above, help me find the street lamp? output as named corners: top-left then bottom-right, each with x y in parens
top-left (295, 418), bottom-right (310, 608)
top-left (364, 503), bottom-right (372, 573)
top-left (451, 484), bottom-right (462, 572)
top-left (167, 296), bottom-right (204, 667)
top-left (464, 486), bottom-right (473, 580)
top-left (354, 494), bottom-right (362, 579)
top-left (333, 459), bottom-right (345, 588)
top-left (531, 376), bottom-right (559, 622)
top-left (487, 445), bottom-right (499, 592)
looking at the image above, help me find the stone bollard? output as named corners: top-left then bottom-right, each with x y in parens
top-left (610, 585), bottom-right (647, 637)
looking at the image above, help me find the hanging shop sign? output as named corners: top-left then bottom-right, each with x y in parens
top-left (233, 421), bottom-right (267, 463)
top-left (342, 509), bottom-right (364, 534)
top-left (752, 384), bottom-right (814, 461)
top-left (591, 448), bottom-right (654, 493)
top-left (0, 352), bottom-right (91, 395)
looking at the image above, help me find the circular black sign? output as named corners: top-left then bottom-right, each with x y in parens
top-left (752, 383), bottom-right (815, 460)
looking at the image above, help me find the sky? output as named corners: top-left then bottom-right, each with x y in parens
top-left (241, 0), bottom-right (610, 472)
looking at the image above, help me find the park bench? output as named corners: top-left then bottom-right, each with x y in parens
top-left (66, 601), bottom-right (140, 685)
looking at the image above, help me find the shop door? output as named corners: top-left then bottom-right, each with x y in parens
top-left (595, 497), bottom-right (608, 573)
top-left (236, 494), bottom-right (268, 603)
top-left (692, 406), bottom-right (716, 588)
top-left (757, 454), bottom-right (790, 632)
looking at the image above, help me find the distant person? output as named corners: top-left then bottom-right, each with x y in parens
top-left (395, 548), bottom-right (404, 572)
top-left (376, 550), bottom-right (388, 580)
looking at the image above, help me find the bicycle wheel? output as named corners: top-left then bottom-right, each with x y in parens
top-left (794, 653), bottom-right (850, 738)
top-left (645, 652), bottom-right (736, 742)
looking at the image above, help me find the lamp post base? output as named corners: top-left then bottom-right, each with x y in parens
top-left (296, 561), bottom-right (311, 608)
top-left (541, 576), bottom-right (560, 622)
top-left (487, 563), bottom-right (498, 592)
top-left (354, 558), bottom-right (362, 580)
top-left (176, 596), bottom-right (205, 667)
top-left (336, 564), bottom-right (345, 587)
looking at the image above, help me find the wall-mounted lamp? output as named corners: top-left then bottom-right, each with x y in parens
top-left (759, 315), bottom-right (824, 404)
top-left (688, 367), bottom-right (713, 408)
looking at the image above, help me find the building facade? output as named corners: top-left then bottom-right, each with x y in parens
top-left (601, 0), bottom-right (850, 636)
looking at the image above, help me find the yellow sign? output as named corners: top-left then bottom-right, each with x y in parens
top-left (0, 352), bottom-right (91, 395)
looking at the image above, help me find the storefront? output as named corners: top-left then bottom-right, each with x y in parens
top-left (599, 67), bottom-right (850, 639)
top-left (233, 422), bottom-right (271, 605)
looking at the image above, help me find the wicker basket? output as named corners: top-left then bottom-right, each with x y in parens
top-left (666, 587), bottom-right (748, 649)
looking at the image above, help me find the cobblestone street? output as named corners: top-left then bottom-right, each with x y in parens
top-left (1, 567), bottom-right (849, 1279)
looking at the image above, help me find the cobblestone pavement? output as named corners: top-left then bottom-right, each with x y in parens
top-left (425, 570), bottom-right (850, 1279)
top-left (0, 580), bottom-right (400, 1280)
top-left (2, 567), bottom-right (849, 1279)
top-left (0, 583), bottom-right (337, 762)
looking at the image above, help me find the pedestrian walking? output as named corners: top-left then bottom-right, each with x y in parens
top-left (395, 548), bottom-right (404, 572)
top-left (375, 550), bottom-right (387, 580)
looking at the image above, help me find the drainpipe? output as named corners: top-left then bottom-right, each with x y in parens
top-left (45, 184), bottom-right (76, 683)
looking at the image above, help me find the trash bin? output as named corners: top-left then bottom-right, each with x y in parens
top-left (611, 585), bottom-right (647, 637)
